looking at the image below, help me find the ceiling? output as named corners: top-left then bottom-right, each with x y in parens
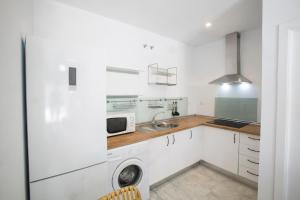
top-left (55, 0), bottom-right (262, 46)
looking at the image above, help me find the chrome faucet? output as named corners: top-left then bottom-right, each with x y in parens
top-left (151, 111), bottom-right (165, 125)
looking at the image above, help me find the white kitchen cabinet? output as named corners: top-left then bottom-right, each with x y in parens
top-left (239, 166), bottom-right (259, 183)
top-left (169, 130), bottom-right (194, 173)
top-left (169, 128), bottom-right (203, 174)
top-left (240, 133), bottom-right (260, 147)
top-left (148, 134), bottom-right (172, 185)
top-left (202, 126), bottom-right (239, 174)
top-left (187, 127), bottom-right (203, 164)
top-left (148, 128), bottom-right (202, 185)
top-left (238, 133), bottom-right (260, 183)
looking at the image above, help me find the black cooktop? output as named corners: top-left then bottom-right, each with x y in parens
top-left (207, 118), bottom-right (250, 128)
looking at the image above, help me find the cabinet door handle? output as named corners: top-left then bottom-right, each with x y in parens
top-left (247, 170), bottom-right (259, 177)
top-left (247, 148), bottom-right (260, 153)
top-left (172, 135), bottom-right (175, 144)
top-left (248, 136), bottom-right (260, 141)
top-left (190, 130), bottom-right (193, 139)
top-left (166, 136), bottom-right (169, 146)
top-left (247, 159), bottom-right (259, 165)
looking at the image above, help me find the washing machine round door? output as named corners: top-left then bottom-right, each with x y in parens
top-left (112, 158), bottom-right (144, 189)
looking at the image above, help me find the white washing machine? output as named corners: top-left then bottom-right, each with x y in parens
top-left (107, 141), bottom-right (149, 200)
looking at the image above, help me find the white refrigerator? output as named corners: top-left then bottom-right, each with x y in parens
top-left (25, 37), bottom-right (107, 200)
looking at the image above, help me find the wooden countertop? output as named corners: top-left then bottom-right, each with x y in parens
top-left (107, 115), bottom-right (260, 150)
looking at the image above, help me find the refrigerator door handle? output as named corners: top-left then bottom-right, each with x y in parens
top-left (69, 67), bottom-right (77, 86)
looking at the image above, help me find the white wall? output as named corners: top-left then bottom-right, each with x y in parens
top-left (188, 39), bottom-right (224, 116)
top-left (189, 29), bottom-right (262, 121)
top-left (32, 1), bottom-right (262, 120)
top-left (32, 0), bottom-right (192, 102)
top-left (0, 0), bottom-right (32, 199)
top-left (258, 0), bottom-right (300, 200)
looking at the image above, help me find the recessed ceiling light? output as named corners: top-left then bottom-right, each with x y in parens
top-left (205, 22), bottom-right (212, 28)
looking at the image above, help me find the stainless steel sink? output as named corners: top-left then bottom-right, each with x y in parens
top-left (155, 123), bottom-right (178, 128)
top-left (136, 122), bottom-right (179, 133)
top-left (136, 125), bottom-right (158, 133)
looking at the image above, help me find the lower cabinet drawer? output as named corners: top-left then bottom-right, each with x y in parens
top-left (240, 133), bottom-right (260, 147)
top-left (239, 154), bottom-right (259, 171)
top-left (239, 166), bottom-right (259, 183)
top-left (240, 144), bottom-right (260, 159)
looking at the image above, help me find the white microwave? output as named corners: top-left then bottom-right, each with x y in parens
top-left (106, 112), bottom-right (136, 137)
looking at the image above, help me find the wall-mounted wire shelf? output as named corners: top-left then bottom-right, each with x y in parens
top-left (147, 100), bottom-right (164, 109)
top-left (148, 63), bottom-right (177, 86)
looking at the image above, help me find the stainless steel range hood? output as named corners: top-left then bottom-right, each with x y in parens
top-left (209, 32), bottom-right (252, 85)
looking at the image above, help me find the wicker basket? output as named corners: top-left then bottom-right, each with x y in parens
top-left (99, 186), bottom-right (142, 200)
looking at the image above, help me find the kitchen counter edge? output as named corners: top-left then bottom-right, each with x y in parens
top-left (107, 115), bottom-right (260, 150)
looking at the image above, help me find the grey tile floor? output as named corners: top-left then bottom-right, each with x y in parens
top-left (150, 164), bottom-right (257, 200)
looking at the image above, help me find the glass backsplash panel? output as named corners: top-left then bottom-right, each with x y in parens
top-left (107, 96), bottom-right (188, 123)
top-left (215, 97), bottom-right (258, 122)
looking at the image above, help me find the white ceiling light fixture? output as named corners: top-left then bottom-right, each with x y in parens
top-left (205, 22), bottom-right (212, 28)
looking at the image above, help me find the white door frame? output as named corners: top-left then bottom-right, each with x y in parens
top-left (274, 18), bottom-right (300, 200)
